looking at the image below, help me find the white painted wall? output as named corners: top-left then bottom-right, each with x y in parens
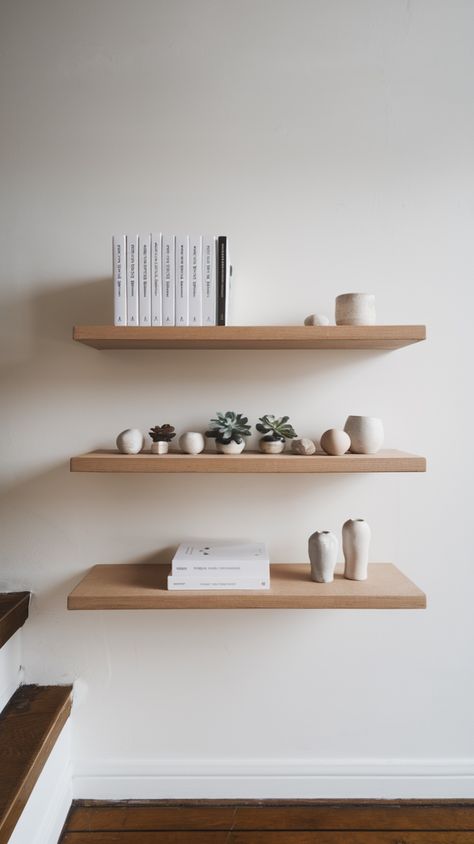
top-left (1, 0), bottom-right (473, 798)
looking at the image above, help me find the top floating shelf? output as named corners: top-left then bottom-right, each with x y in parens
top-left (73, 325), bottom-right (426, 351)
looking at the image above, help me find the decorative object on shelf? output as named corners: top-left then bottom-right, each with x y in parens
top-left (320, 428), bottom-right (351, 456)
top-left (179, 432), bottom-right (205, 455)
top-left (206, 412), bottom-right (251, 455)
top-left (343, 518), bottom-right (371, 581)
top-left (256, 415), bottom-right (298, 454)
top-left (308, 530), bottom-right (338, 583)
top-left (116, 428), bottom-right (144, 455)
top-left (149, 424), bottom-right (176, 455)
top-left (344, 415), bottom-right (384, 454)
top-left (335, 293), bottom-right (376, 326)
top-left (304, 313), bottom-right (330, 326)
top-left (291, 437), bottom-right (316, 456)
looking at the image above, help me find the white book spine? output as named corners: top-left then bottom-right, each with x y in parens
top-left (126, 234), bottom-right (139, 326)
top-left (112, 234), bottom-right (127, 326)
top-left (175, 236), bottom-right (189, 326)
top-left (138, 233), bottom-right (151, 325)
top-left (188, 235), bottom-right (202, 326)
top-left (172, 562), bottom-right (270, 576)
top-left (151, 233), bottom-right (162, 326)
top-left (202, 236), bottom-right (216, 326)
top-left (167, 576), bottom-right (270, 591)
top-left (162, 235), bottom-right (175, 326)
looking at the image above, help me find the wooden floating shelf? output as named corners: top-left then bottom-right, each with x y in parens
top-left (67, 563), bottom-right (426, 610)
top-left (70, 449), bottom-right (426, 474)
top-left (73, 324), bottom-right (426, 351)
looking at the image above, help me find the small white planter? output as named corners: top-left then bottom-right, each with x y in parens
top-left (259, 438), bottom-right (285, 454)
top-left (342, 519), bottom-right (371, 581)
top-left (116, 428), bottom-right (144, 454)
top-left (308, 531), bottom-right (338, 583)
top-left (150, 441), bottom-right (169, 455)
top-left (344, 416), bottom-right (384, 454)
top-left (216, 440), bottom-right (246, 454)
top-left (335, 293), bottom-right (376, 326)
top-left (179, 432), bottom-right (205, 455)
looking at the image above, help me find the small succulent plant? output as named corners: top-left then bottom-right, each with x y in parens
top-left (256, 415), bottom-right (297, 442)
top-left (149, 424), bottom-right (176, 443)
top-left (206, 411), bottom-right (252, 444)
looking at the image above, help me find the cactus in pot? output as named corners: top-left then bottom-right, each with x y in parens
top-left (149, 424), bottom-right (176, 454)
top-left (206, 412), bottom-right (251, 454)
top-left (256, 415), bottom-right (297, 454)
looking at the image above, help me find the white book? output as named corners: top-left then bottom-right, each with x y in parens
top-left (175, 236), bottom-right (189, 326)
top-left (173, 541), bottom-right (269, 565)
top-left (202, 235), bottom-right (216, 326)
top-left (188, 235), bottom-right (202, 325)
top-left (172, 560), bottom-right (270, 576)
top-left (126, 234), bottom-right (139, 326)
top-left (162, 235), bottom-right (175, 326)
top-left (151, 232), bottom-right (162, 326)
top-left (138, 233), bottom-right (151, 326)
top-left (112, 234), bottom-right (127, 326)
top-left (167, 575), bottom-right (270, 591)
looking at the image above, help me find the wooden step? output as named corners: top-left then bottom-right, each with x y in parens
top-left (0, 593), bottom-right (30, 650)
top-left (0, 684), bottom-right (72, 844)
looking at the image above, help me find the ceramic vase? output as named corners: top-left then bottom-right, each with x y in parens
top-left (179, 432), bottom-right (205, 455)
top-left (342, 519), bottom-right (371, 581)
top-left (116, 428), bottom-right (144, 454)
top-left (259, 438), bottom-right (285, 454)
top-left (320, 428), bottom-right (351, 456)
top-left (304, 313), bottom-right (330, 326)
top-left (335, 293), bottom-right (376, 326)
top-left (344, 416), bottom-right (384, 454)
top-left (151, 441), bottom-right (169, 454)
top-left (308, 531), bottom-right (338, 583)
top-left (216, 439), bottom-right (245, 454)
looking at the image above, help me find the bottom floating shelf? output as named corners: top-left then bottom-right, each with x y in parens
top-left (67, 563), bottom-right (426, 610)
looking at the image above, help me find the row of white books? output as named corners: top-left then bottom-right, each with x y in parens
top-left (167, 541), bottom-right (270, 591)
top-left (112, 234), bottom-right (231, 327)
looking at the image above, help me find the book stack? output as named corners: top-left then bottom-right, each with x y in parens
top-left (167, 541), bottom-right (270, 591)
top-left (112, 234), bottom-right (231, 327)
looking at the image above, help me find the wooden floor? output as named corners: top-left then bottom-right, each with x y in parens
top-left (61, 801), bottom-right (474, 842)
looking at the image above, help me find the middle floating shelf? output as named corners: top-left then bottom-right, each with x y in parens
top-left (70, 449), bottom-right (426, 474)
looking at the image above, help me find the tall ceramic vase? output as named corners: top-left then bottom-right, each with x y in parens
top-left (342, 519), bottom-right (371, 581)
top-left (308, 531), bottom-right (338, 583)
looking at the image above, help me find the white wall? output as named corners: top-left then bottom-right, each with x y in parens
top-left (1, 0), bottom-right (473, 798)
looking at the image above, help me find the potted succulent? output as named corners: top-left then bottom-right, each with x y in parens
top-left (256, 414), bottom-right (298, 454)
top-left (206, 411), bottom-right (252, 454)
top-left (149, 424), bottom-right (176, 454)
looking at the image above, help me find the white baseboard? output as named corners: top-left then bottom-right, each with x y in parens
top-left (0, 630), bottom-right (23, 711)
top-left (73, 757), bottom-right (474, 800)
top-left (9, 723), bottom-right (72, 844)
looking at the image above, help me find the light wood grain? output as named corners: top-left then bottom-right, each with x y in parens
top-left (70, 449), bottom-right (426, 474)
top-left (73, 324), bottom-right (426, 350)
top-left (67, 563), bottom-right (426, 610)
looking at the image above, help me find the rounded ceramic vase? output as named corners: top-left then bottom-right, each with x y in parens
top-left (342, 518), bottom-right (371, 581)
top-left (116, 428), bottom-right (144, 454)
top-left (179, 432), bottom-right (205, 455)
top-left (308, 531), bottom-right (338, 583)
top-left (344, 415), bottom-right (384, 454)
top-left (320, 428), bottom-right (351, 456)
top-left (216, 440), bottom-right (246, 454)
top-left (335, 293), bottom-right (376, 326)
top-left (151, 441), bottom-right (169, 454)
top-left (259, 438), bottom-right (285, 454)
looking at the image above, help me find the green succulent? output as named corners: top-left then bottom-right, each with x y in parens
top-left (206, 411), bottom-right (252, 445)
top-left (256, 414), bottom-right (297, 441)
top-left (149, 424), bottom-right (176, 443)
